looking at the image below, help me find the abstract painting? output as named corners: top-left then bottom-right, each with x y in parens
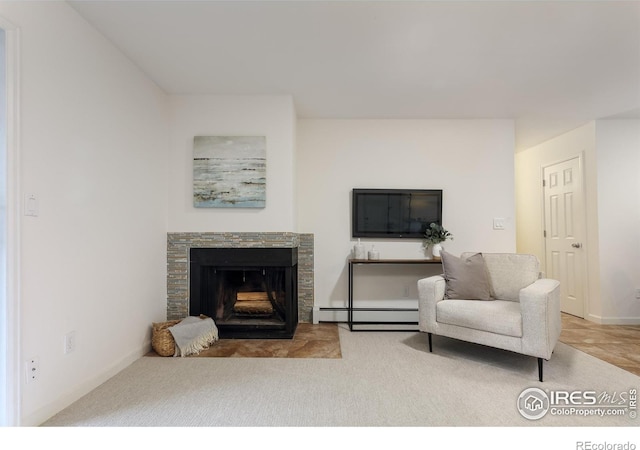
top-left (193, 136), bottom-right (266, 208)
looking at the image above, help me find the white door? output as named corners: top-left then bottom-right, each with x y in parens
top-left (543, 156), bottom-right (586, 318)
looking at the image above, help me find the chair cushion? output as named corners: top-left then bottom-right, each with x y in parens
top-left (441, 251), bottom-right (491, 300)
top-left (461, 253), bottom-right (540, 301)
top-left (436, 299), bottom-right (523, 337)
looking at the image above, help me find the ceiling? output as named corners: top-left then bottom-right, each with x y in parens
top-left (68, 0), bottom-right (640, 150)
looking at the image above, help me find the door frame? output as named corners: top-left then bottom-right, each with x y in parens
top-left (0, 15), bottom-right (20, 427)
top-left (540, 152), bottom-right (589, 319)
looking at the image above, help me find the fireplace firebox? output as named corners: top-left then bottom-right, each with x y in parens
top-left (189, 248), bottom-right (298, 339)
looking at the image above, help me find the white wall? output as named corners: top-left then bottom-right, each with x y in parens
top-left (297, 119), bottom-right (516, 310)
top-left (167, 95), bottom-right (297, 232)
top-left (595, 120), bottom-right (640, 321)
top-left (0, 2), bottom-right (170, 425)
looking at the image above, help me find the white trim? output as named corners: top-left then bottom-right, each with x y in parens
top-left (586, 314), bottom-right (640, 326)
top-left (0, 15), bottom-right (20, 427)
top-left (315, 308), bottom-right (418, 324)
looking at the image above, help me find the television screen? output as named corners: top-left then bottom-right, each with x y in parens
top-left (352, 189), bottom-right (442, 239)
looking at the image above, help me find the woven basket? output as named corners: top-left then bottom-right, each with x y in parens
top-left (151, 319), bottom-right (181, 357)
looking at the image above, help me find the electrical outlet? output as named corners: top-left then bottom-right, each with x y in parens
top-left (636, 289), bottom-right (640, 300)
top-left (26, 358), bottom-right (39, 383)
top-left (403, 285), bottom-right (410, 298)
top-left (64, 331), bottom-right (76, 354)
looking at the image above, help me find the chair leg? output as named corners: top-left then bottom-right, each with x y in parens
top-left (428, 333), bottom-right (433, 353)
top-left (538, 358), bottom-right (543, 382)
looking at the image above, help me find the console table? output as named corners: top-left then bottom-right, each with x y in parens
top-left (348, 258), bottom-right (442, 331)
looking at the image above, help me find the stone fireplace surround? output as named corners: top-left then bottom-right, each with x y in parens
top-left (167, 232), bottom-right (314, 324)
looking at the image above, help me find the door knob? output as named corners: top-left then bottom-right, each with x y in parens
top-left (571, 243), bottom-right (582, 248)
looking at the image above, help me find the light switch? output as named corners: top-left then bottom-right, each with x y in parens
top-left (24, 193), bottom-right (39, 217)
top-left (493, 218), bottom-right (505, 230)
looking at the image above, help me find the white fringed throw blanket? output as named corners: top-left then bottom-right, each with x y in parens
top-left (168, 316), bottom-right (219, 357)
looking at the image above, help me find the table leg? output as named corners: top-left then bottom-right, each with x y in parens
top-left (348, 261), bottom-right (353, 331)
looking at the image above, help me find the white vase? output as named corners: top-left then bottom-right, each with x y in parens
top-left (431, 243), bottom-right (443, 258)
top-left (353, 238), bottom-right (366, 259)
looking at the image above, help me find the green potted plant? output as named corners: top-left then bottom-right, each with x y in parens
top-left (423, 223), bottom-right (453, 259)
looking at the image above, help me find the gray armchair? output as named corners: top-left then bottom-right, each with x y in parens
top-left (417, 252), bottom-right (561, 381)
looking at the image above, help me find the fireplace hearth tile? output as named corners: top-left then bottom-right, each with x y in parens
top-left (146, 323), bottom-right (340, 359)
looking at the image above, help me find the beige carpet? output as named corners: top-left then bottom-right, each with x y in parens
top-left (42, 325), bottom-right (639, 427)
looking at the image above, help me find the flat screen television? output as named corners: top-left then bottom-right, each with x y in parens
top-left (352, 189), bottom-right (443, 239)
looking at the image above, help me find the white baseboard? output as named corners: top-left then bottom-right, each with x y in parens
top-left (313, 307), bottom-right (418, 324)
top-left (21, 341), bottom-right (151, 426)
top-left (314, 308), bottom-right (348, 323)
top-left (585, 314), bottom-right (640, 325)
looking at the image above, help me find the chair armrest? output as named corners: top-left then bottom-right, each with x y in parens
top-left (520, 278), bottom-right (562, 359)
top-left (417, 275), bottom-right (446, 333)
